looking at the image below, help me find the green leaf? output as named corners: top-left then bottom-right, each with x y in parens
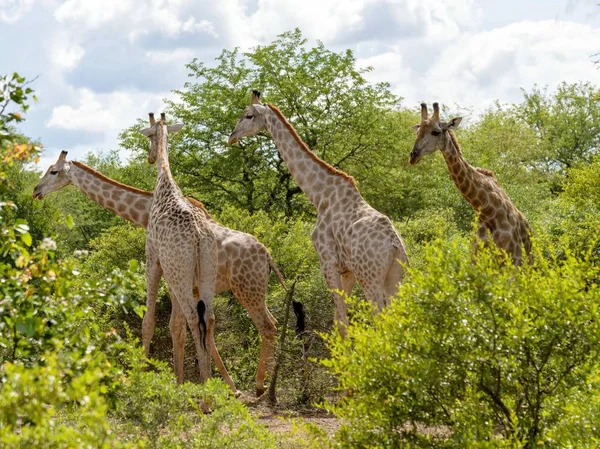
top-left (14, 221), bottom-right (29, 234)
top-left (66, 214), bottom-right (74, 230)
top-left (21, 232), bottom-right (32, 246)
top-left (16, 318), bottom-right (35, 337)
top-left (128, 259), bottom-right (139, 272)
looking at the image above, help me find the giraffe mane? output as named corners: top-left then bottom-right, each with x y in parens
top-left (476, 167), bottom-right (496, 178)
top-left (447, 130), bottom-right (462, 156)
top-left (186, 196), bottom-right (212, 219)
top-left (72, 161), bottom-right (153, 197)
top-left (267, 104), bottom-right (357, 188)
top-left (72, 161), bottom-right (213, 218)
top-left (446, 131), bottom-right (496, 178)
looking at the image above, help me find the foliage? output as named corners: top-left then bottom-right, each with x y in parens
top-left (0, 72), bottom-right (38, 180)
top-left (535, 157), bottom-right (600, 264)
top-left (324, 241), bottom-right (600, 448)
top-left (112, 343), bottom-right (279, 449)
top-left (0, 74), bottom-right (142, 448)
top-left (111, 342), bottom-right (332, 448)
top-left (517, 82), bottom-right (600, 177)
top-left (0, 355), bottom-right (131, 448)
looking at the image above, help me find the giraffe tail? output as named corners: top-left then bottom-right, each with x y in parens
top-left (195, 243), bottom-right (209, 352)
top-left (196, 299), bottom-right (208, 351)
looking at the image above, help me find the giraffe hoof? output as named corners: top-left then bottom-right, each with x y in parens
top-left (256, 386), bottom-right (265, 397)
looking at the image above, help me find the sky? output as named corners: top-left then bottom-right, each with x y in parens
top-left (1, 0), bottom-right (599, 170)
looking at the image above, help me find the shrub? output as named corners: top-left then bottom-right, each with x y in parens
top-left (112, 343), bottom-right (279, 449)
top-left (323, 240), bottom-right (600, 448)
top-left (0, 203), bottom-right (144, 447)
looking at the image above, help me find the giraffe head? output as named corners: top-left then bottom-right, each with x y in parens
top-left (32, 151), bottom-right (73, 199)
top-left (409, 102), bottom-right (462, 165)
top-left (227, 90), bottom-right (268, 145)
top-left (139, 112), bottom-right (184, 164)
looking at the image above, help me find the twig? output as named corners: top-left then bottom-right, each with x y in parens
top-left (267, 278), bottom-right (298, 405)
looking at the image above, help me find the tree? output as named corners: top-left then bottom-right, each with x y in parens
top-left (516, 82), bottom-right (600, 177)
top-left (121, 29), bottom-right (402, 218)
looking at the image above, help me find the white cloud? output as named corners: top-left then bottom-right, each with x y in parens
top-left (144, 48), bottom-right (196, 64)
top-left (49, 34), bottom-right (85, 71)
top-left (358, 19), bottom-right (600, 111)
top-left (5, 0), bottom-right (600, 170)
top-left (423, 20), bottom-right (600, 109)
top-left (54, 0), bottom-right (217, 40)
top-left (46, 88), bottom-right (170, 133)
top-left (218, 0), bottom-right (481, 48)
top-left (181, 16), bottom-right (216, 36)
top-left (54, 0), bottom-right (133, 29)
top-left (0, 0), bottom-right (33, 23)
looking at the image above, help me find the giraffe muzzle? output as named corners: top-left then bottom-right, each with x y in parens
top-left (227, 133), bottom-right (238, 145)
top-left (408, 149), bottom-right (421, 166)
top-left (32, 188), bottom-right (43, 200)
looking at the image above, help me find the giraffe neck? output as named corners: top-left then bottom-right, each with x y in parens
top-left (154, 125), bottom-right (181, 201)
top-left (70, 162), bottom-right (152, 227)
top-left (264, 105), bottom-right (360, 209)
top-left (440, 131), bottom-right (486, 210)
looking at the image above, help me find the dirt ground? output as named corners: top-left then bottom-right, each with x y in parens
top-left (254, 407), bottom-right (340, 436)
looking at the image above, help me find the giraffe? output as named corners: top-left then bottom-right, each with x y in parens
top-left (138, 111), bottom-right (220, 384)
top-left (409, 102), bottom-right (532, 265)
top-left (32, 152), bottom-right (284, 396)
top-left (228, 90), bottom-right (408, 335)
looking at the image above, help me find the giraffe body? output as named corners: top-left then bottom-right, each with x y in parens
top-left (409, 102), bottom-right (532, 265)
top-left (229, 91), bottom-right (408, 333)
top-left (33, 153), bottom-right (280, 395)
top-left (142, 113), bottom-right (218, 384)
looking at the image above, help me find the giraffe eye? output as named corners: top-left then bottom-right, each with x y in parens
top-left (245, 115), bottom-right (254, 119)
top-left (431, 130), bottom-right (441, 136)
top-left (50, 170), bottom-right (58, 175)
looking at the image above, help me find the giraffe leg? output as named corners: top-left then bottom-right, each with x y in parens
top-left (321, 262), bottom-right (347, 336)
top-left (247, 303), bottom-right (277, 397)
top-left (383, 246), bottom-right (407, 302)
top-left (194, 238), bottom-right (218, 383)
top-left (143, 246), bottom-right (162, 357)
top-left (360, 279), bottom-right (386, 312)
top-left (340, 271), bottom-right (356, 296)
top-left (173, 287), bottom-right (212, 383)
top-left (168, 291), bottom-right (186, 384)
top-left (354, 255), bottom-right (387, 311)
top-left (191, 285), bottom-right (237, 391)
top-left (208, 316), bottom-right (238, 392)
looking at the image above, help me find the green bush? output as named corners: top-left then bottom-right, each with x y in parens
top-left (323, 241), bottom-right (600, 448)
top-left (0, 203), bottom-right (144, 447)
top-left (112, 343), bottom-right (285, 449)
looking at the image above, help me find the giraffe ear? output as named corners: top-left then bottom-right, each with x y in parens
top-left (446, 117), bottom-right (462, 130)
top-left (140, 127), bottom-right (155, 137)
top-left (252, 104), bottom-right (266, 115)
top-left (411, 124), bottom-right (420, 132)
top-left (167, 123), bottom-right (184, 134)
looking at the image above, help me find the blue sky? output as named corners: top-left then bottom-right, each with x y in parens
top-left (1, 0), bottom-right (599, 170)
